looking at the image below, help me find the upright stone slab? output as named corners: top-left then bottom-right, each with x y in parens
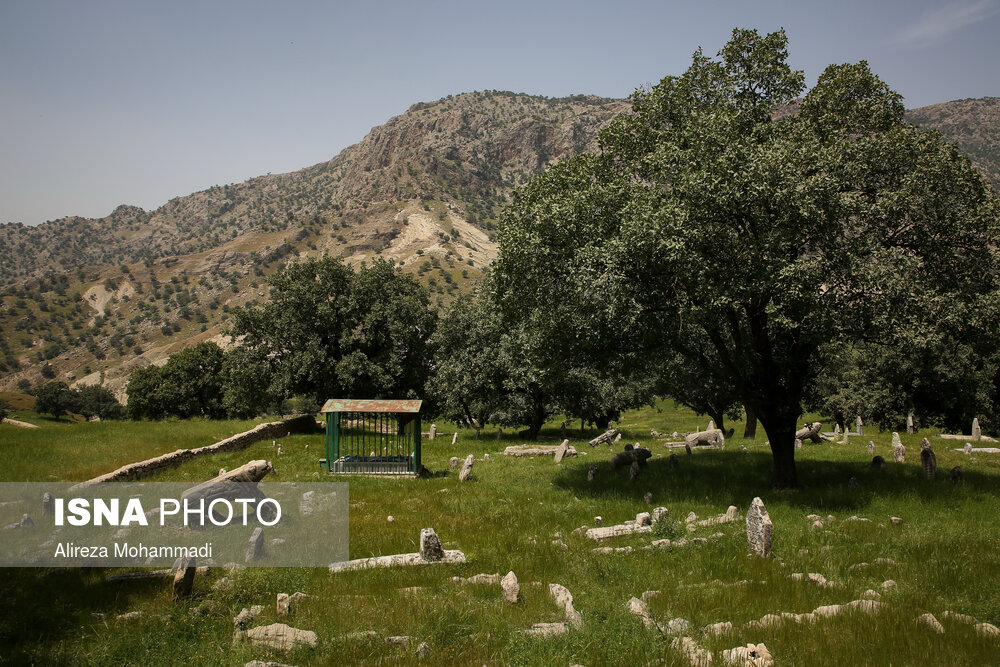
top-left (746, 497), bottom-right (772, 558)
top-left (246, 527), bottom-right (264, 563)
top-left (458, 454), bottom-right (474, 481)
top-left (419, 528), bottom-right (444, 562)
top-left (892, 442), bottom-right (906, 463)
top-left (172, 557), bottom-right (196, 602)
top-left (451, 432), bottom-right (458, 445)
top-left (867, 441), bottom-right (875, 455)
top-left (972, 418), bottom-right (981, 441)
top-left (856, 416), bottom-right (864, 437)
top-left (42, 492), bottom-right (54, 516)
top-left (920, 439), bottom-right (937, 479)
top-left (891, 432), bottom-right (902, 448)
top-left (554, 440), bottom-right (569, 464)
top-left (652, 507), bottom-right (669, 526)
top-left (907, 411), bottom-right (914, 434)
top-left (501, 570), bottom-right (520, 603)
top-left (429, 424), bottom-right (437, 440)
top-left (449, 456), bottom-right (459, 469)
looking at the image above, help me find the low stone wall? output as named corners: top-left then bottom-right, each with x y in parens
top-left (71, 414), bottom-right (319, 489)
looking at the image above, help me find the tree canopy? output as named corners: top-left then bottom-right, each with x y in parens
top-left (226, 257), bottom-right (436, 409)
top-left (492, 28), bottom-right (1000, 487)
top-left (126, 342), bottom-right (225, 420)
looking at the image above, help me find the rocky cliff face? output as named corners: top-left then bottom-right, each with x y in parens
top-left (0, 92), bottom-right (626, 286)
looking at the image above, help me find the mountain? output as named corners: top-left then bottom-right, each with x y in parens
top-left (0, 93), bottom-right (996, 399)
top-left (0, 91), bottom-right (627, 396)
top-left (906, 97), bottom-right (1000, 192)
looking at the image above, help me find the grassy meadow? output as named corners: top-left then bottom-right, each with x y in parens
top-left (1, 401), bottom-right (1000, 665)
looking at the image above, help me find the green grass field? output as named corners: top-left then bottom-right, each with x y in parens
top-left (2, 402), bottom-right (999, 665)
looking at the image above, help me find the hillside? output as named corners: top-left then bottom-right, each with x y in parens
top-left (0, 93), bottom-right (996, 400)
top-left (0, 91), bottom-right (627, 397)
top-left (906, 97), bottom-right (1000, 192)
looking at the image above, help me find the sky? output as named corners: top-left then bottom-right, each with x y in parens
top-left (1, 0), bottom-right (998, 226)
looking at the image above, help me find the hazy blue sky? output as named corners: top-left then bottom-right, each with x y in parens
top-left (2, 0), bottom-right (998, 226)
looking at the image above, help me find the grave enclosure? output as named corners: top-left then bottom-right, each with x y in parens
top-left (319, 399), bottom-right (422, 475)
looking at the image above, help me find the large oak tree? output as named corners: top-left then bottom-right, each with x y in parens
top-left (492, 28), bottom-right (1000, 487)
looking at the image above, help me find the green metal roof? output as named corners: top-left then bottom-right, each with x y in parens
top-left (320, 399), bottom-right (422, 413)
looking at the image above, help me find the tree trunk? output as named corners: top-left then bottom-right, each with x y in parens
top-left (526, 393), bottom-right (546, 441)
top-left (743, 402), bottom-right (758, 439)
top-left (707, 409), bottom-right (726, 437)
top-left (756, 407), bottom-right (799, 488)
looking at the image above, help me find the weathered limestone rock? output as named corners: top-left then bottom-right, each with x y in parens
top-left (907, 411), bottom-right (914, 434)
top-left (451, 432), bottom-right (458, 445)
top-left (586, 523), bottom-right (652, 541)
top-left (549, 583), bottom-right (583, 628)
top-left (244, 623), bottom-right (318, 651)
top-left (419, 528), bottom-right (444, 561)
top-left (172, 556), bottom-right (196, 602)
top-left (652, 507), bottom-right (669, 526)
top-left (688, 506), bottom-right (739, 532)
top-left (245, 661), bottom-right (295, 667)
top-left (917, 613), bottom-right (945, 634)
top-left (704, 621), bottom-right (733, 636)
top-left (972, 417), bottom-right (981, 441)
top-left (554, 440), bottom-right (569, 464)
top-left (504, 443), bottom-right (577, 458)
top-left (416, 641), bottom-right (430, 658)
top-left (746, 498), bottom-right (772, 558)
top-left (520, 622), bottom-right (568, 637)
top-left (666, 618), bottom-right (692, 635)
top-left (501, 571), bottom-right (520, 603)
top-left (671, 636), bottom-right (713, 667)
top-left (276, 593), bottom-right (290, 617)
top-left (795, 422), bottom-right (823, 443)
top-left (636, 512), bottom-right (652, 527)
top-left (867, 441), bottom-right (875, 455)
top-left (449, 456), bottom-right (459, 469)
top-left (42, 492), bottom-right (54, 515)
top-left (299, 490), bottom-right (315, 516)
top-left (246, 527), bottom-right (264, 563)
top-left (589, 429), bottom-right (621, 447)
top-left (976, 622), bottom-right (1000, 637)
top-left (892, 441), bottom-right (906, 463)
top-left (428, 424), bottom-right (437, 440)
top-left (458, 454), bottom-right (474, 482)
top-left (587, 465), bottom-right (597, 481)
top-left (722, 642), bottom-right (772, 667)
top-left (452, 573), bottom-right (501, 585)
top-left (856, 416), bottom-right (864, 437)
top-left (950, 466), bottom-right (964, 482)
top-left (627, 596), bottom-right (660, 631)
top-left (686, 429), bottom-right (726, 448)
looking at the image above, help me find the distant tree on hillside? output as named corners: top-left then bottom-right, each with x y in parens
top-left (76, 385), bottom-right (124, 421)
top-left (126, 342), bottom-right (225, 420)
top-left (33, 381), bottom-right (78, 420)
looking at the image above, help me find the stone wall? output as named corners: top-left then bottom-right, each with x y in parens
top-left (71, 415), bottom-right (319, 489)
